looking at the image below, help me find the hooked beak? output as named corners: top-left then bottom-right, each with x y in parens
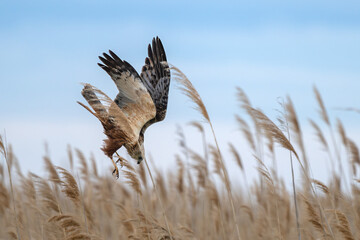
top-left (137, 142), bottom-right (145, 164)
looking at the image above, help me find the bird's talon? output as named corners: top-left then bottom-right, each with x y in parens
top-left (115, 158), bottom-right (125, 168)
top-left (111, 156), bottom-right (120, 179)
top-left (112, 167), bottom-right (119, 179)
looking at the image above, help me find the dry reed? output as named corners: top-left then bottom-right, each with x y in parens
top-left (0, 78), bottom-right (359, 240)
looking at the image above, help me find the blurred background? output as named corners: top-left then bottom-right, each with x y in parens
top-left (1, 0), bottom-right (359, 186)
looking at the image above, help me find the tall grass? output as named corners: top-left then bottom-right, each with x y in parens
top-left (0, 78), bottom-right (359, 239)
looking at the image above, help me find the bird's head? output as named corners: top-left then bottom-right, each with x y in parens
top-left (127, 141), bottom-right (145, 164)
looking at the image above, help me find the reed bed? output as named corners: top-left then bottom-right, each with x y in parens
top-left (0, 74), bottom-right (359, 240)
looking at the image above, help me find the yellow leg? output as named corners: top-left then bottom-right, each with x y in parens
top-left (115, 152), bottom-right (124, 168)
top-left (110, 156), bottom-right (119, 179)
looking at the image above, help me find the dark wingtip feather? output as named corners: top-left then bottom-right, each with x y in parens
top-left (109, 50), bottom-right (122, 62)
top-left (148, 44), bottom-right (153, 62)
top-left (98, 56), bottom-right (115, 68)
top-left (98, 56), bottom-right (106, 62)
top-left (145, 57), bottom-right (150, 65)
top-left (152, 38), bottom-right (156, 52)
top-left (102, 52), bottom-right (113, 62)
top-left (123, 60), bottom-right (132, 69)
top-left (97, 63), bottom-right (110, 73)
top-left (157, 38), bottom-right (167, 61)
top-left (152, 38), bottom-right (159, 64)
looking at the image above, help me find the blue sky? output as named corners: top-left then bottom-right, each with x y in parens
top-left (1, 1), bottom-right (359, 183)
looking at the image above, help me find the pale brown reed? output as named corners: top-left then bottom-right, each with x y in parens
top-left (235, 115), bottom-right (256, 152)
top-left (76, 148), bottom-right (89, 179)
top-left (188, 121), bottom-right (209, 163)
top-left (176, 155), bottom-right (185, 193)
top-left (286, 96), bottom-right (309, 175)
top-left (303, 197), bottom-right (329, 237)
top-left (189, 149), bottom-right (208, 188)
top-left (171, 67), bottom-right (209, 122)
top-left (44, 155), bottom-right (60, 184)
top-left (314, 87), bottom-right (345, 193)
top-left (309, 120), bottom-right (330, 151)
top-left (1, 83), bottom-right (360, 240)
top-left (0, 135), bottom-right (21, 240)
top-left (347, 138), bottom-right (360, 175)
top-left (67, 145), bottom-right (74, 171)
top-left (56, 167), bottom-right (80, 206)
top-left (0, 129), bottom-right (359, 239)
top-left (236, 88), bottom-right (261, 154)
top-left (247, 107), bottom-right (299, 160)
top-left (48, 214), bottom-right (93, 239)
top-left (90, 153), bottom-right (98, 177)
top-left (172, 65), bottom-right (242, 240)
top-left (31, 173), bottom-right (61, 213)
top-left (337, 119), bottom-right (348, 147)
top-left (314, 86), bottom-right (330, 126)
top-left (347, 138), bottom-right (360, 165)
top-left (228, 143), bottom-right (243, 171)
top-left (312, 179), bottom-right (330, 195)
top-left (334, 210), bottom-right (355, 240)
top-left (138, 158), bottom-right (147, 187)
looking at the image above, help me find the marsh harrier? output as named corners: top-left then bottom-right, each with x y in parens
top-left (78, 37), bottom-right (170, 178)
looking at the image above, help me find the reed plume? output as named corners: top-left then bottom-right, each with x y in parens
top-left (0, 82), bottom-right (359, 240)
top-left (56, 167), bottom-right (80, 206)
top-left (172, 65), bottom-right (242, 240)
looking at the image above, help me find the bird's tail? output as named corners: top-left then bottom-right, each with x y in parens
top-left (78, 84), bottom-right (109, 122)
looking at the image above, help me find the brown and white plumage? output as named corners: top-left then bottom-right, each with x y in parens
top-left (78, 37), bottom-right (170, 177)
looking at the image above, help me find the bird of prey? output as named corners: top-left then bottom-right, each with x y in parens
top-left (78, 37), bottom-right (170, 178)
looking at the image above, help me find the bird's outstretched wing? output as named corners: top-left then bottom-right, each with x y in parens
top-left (140, 37), bottom-right (171, 122)
top-left (98, 51), bottom-right (156, 137)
